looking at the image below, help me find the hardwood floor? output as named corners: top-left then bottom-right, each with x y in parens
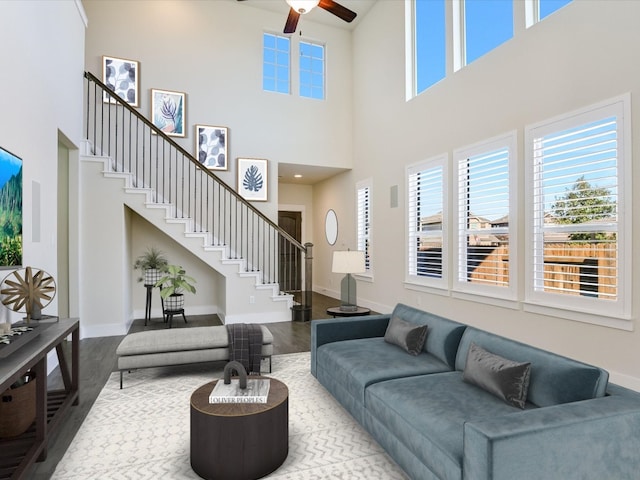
top-left (28, 292), bottom-right (363, 479)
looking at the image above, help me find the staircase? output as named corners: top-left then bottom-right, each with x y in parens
top-left (82, 72), bottom-right (312, 327)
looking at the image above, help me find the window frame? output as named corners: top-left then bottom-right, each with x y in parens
top-left (524, 94), bottom-right (632, 326)
top-left (356, 178), bottom-right (373, 279)
top-left (263, 32), bottom-right (290, 95)
top-left (299, 39), bottom-right (325, 100)
top-left (405, 154), bottom-right (449, 289)
top-left (453, 131), bottom-right (518, 301)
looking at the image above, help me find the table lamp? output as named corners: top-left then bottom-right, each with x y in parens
top-left (332, 250), bottom-right (366, 312)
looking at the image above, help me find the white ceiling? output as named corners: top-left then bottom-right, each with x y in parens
top-left (278, 163), bottom-right (349, 185)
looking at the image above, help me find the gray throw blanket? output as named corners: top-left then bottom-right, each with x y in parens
top-left (226, 323), bottom-right (263, 375)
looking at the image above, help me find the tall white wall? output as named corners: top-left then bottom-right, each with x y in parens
top-left (0, 1), bottom-right (85, 323)
top-left (313, 0), bottom-right (640, 389)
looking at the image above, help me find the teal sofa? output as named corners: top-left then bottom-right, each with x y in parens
top-left (311, 303), bottom-right (640, 480)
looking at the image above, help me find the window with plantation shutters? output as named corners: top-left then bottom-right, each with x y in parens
top-left (525, 95), bottom-right (631, 321)
top-left (407, 156), bottom-right (447, 286)
top-left (356, 179), bottom-right (372, 275)
top-left (455, 133), bottom-right (516, 298)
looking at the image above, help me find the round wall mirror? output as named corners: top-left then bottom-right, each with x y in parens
top-left (325, 209), bottom-right (338, 245)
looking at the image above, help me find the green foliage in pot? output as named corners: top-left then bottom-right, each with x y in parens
top-left (133, 247), bottom-right (169, 282)
top-left (155, 264), bottom-right (197, 299)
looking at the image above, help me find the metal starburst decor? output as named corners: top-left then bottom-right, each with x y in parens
top-left (0, 267), bottom-right (56, 320)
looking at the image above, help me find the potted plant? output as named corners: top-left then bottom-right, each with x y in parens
top-left (133, 247), bottom-right (168, 286)
top-left (155, 264), bottom-right (197, 311)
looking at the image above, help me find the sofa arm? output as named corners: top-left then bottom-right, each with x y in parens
top-left (463, 393), bottom-right (640, 480)
top-left (310, 315), bottom-right (390, 376)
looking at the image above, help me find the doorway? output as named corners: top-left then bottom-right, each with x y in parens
top-left (278, 211), bottom-right (302, 297)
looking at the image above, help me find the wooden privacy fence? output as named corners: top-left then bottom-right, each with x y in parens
top-left (464, 243), bottom-right (617, 299)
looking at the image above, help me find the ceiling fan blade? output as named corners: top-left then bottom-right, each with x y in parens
top-left (318, 0), bottom-right (357, 23)
top-left (284, 8), bottom-right (300, 34)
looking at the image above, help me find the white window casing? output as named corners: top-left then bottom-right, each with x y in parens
top-left (406, 155), bottom-right (448, 288)
top-left (454, 131), bottom-right (518, 300)
top-left (356, 179), bottom-right (373, 278)
top-left (524, 94), bottom-right (631, 325)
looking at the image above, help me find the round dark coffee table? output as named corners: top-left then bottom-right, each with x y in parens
top-left (190, 377), bottom-right (288, 480)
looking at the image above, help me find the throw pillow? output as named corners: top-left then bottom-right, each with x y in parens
top-left (383, 316), bottom-right (428, 356)
top-left (463, 342), bottom-right (531, 409)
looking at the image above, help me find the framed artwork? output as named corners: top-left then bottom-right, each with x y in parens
top-left (151, 88), bottom-right (186, 137)
top-left (195, 125), bottom-right (228, 170)
top-left (102, 55), bottom-right (139, 107)
top-left (0, 146), bottom-right (22, 268)
top-left (237, 158), bottom-right (268, 202)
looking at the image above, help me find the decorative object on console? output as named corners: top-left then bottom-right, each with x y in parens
top-left (133, 246), bottom-right (168, 286)
top-left (237, 158), bottom-right (268, 201)
top-left (151, 88), bottom-right (186, 137)
top-left (332, 250), bottom-right (366, 312)
top-left (0, 266), bottom-right (56, 322)
top-left (195, 125), bottom-right (228, 170)
top-left (102, 55), bottom-right (139, 107)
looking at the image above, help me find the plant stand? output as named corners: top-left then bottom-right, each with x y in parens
top-left (144, 285), bottom-right (164, 326)
top-left (163, 308), bottom-right (187, 328)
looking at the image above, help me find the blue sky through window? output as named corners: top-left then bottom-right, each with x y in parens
top-left (300, 41), bottom-right (324, 99)
top-left (263, 33), bottom-right (290, 94)
top-left (415, 0), bottom-right (446, 94)
top-left (465, 0), bottom-right (513, 65)
top-left (540, 0), bottom-right (572, 20)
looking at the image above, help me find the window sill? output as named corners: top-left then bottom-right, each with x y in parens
top-left (523, 302), bottom-right (633, 331)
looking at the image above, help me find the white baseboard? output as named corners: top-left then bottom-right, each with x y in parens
top-left (610, 371), bottom-right (640, 392)
top-left (223, 310), bottom-right (290, 324)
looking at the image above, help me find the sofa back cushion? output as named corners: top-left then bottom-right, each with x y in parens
top-left (455, 327), bottom-right (609, 407)
top-left (390, 304), bottom-right (467, 368)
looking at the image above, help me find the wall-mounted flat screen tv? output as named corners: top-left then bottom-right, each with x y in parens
top-left (0, 146), bottom-right (22, 268)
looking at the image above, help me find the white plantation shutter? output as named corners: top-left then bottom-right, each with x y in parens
top-left (407, 156), bottom-right (446, 284)
top-left (455, 133), bottom-right (516, 297)
top-left (527, 97), bottom-right (630, 320)
top-left (356, 180), bottom-right (372, 273)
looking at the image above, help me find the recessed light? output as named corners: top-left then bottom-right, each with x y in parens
top-left (294, 174), bottom-right (303, 178)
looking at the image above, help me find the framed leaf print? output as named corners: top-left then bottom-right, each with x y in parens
top-left (102, 55), bottom-right (139, 106)
top-left (237, 158), bottom-right (268, 202)
top-left (195, 125), bottom-right (228, 170)
top-left (151, 88), bottom-right (186, 137)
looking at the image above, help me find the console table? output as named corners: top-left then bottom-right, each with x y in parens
top-left (0, 318), bottom-right (79, 480)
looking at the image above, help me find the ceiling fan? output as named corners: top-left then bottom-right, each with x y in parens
top-left (238, 0), bottom-right (357, 34)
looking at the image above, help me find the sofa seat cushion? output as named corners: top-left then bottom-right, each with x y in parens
top-left (116, 325), bottom-right (273, 356)
top-left (365, 371), bottom-right (534, 480)
top-left (316, 337), bottom-right (452, 404)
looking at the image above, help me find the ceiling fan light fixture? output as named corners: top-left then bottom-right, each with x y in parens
top-left (286, 0), bottom-right (320, 14)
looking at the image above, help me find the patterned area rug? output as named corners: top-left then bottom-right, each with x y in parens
top-left (53, 352), bottom-right (408, 479)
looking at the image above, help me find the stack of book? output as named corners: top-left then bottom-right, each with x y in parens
top-left (209, 379), bottom-right (270, 404)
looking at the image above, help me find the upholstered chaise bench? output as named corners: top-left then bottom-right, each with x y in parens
top-left (116, 325), bottom-right (273, 388)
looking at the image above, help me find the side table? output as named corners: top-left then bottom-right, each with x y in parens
top-left (190, 378), bottom-right (288, 480)
top-left (326, 306), bottom-right (371, 318)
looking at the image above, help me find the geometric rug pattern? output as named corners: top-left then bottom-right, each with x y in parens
top-left (52, 352), bottom-right (409, 479)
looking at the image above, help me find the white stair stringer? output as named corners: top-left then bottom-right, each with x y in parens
top-left (81, 152), bottom-right (293, 324)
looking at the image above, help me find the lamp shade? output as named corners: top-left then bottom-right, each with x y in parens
top-left (332, 251), bottom-right (366, 274)
top-left (286, 0), bottom-right (320, 14)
